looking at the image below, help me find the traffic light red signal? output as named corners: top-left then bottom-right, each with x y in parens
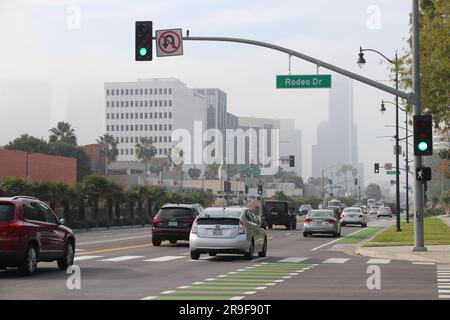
top-left (135, 21), bottom-right (153, 61)
top-left (413, 115), bottom-right (433, 156)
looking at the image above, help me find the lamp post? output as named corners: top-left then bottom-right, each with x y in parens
top-left (358, 47), bottom-right (401, 232)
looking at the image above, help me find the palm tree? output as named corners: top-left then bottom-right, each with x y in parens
top-left (135, 137), bottom-right (156, 183)
top-left (97, 134), bottom-right (119, 174)
top-left (49, 121), bottom-right (77, 145)
top-left (80, 175), bottom-right (111, 220)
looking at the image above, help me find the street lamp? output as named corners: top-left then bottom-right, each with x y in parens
top-left (358, 46), bottom-right (401, 232)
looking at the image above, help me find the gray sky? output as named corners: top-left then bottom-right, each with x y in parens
top-left (0, 0), bottom-right (412, 182)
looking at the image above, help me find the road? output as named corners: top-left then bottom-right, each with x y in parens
top-left (0, 216), bottom-right (445, 300)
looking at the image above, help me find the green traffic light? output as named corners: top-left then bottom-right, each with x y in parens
top-left (418, 141), bottom-right (428, 151)
top-left (139, 47), bottom-right (147, 56)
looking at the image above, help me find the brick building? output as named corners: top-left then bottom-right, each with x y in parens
top-left (0, 149), bottom-right (77, 186)
top-left (82, 144), bottom-right (107, 175)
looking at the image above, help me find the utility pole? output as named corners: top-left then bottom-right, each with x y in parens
top-left (412, 0), bottom-right (426, 251)
top-left (394, 52), bottom-right (402, 232)
top-left (405, 113), bottom-right (410, 223)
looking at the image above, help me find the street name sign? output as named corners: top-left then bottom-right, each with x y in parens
top-left (276, 75), bottom-right (332, 89)
top-left (156, 28), bottom-right (183, 57)
top-left (386, 170), bottom-right (399, 175)
top-left (248, 167), bottom-right (261, 174)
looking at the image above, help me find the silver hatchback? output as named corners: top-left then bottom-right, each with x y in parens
top-left (303, 209), bottom-right (341, 237)
top-left (189, 207), bottom-right (267, 260)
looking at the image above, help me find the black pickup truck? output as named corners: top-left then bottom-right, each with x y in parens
top-left (263, 200), bottom-right (297, 230)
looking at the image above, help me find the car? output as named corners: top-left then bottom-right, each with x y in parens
top-left (369, 207), bottom-right (378, 215)
top-left (298, 204), bottom-right (312, 216)
top-left (151, 203), bottom-right (204, 246)
top-left (340, 207), bottom-right (367, 227)
top-left (377, 206), bottom-right (392, 218)
top-left (263, 200), bottom-right (297, 230)
top-left (303, 209), bottom-right (341, 237)
top-left (189, 207), bottom-right (267, 260)
top-left (327, 206), bottom-right (341, 219)
top-left (0, 196), bottom-right (75, 275)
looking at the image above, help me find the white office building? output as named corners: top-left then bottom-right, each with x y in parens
top-left (104, 78), bottom-right (207, 164)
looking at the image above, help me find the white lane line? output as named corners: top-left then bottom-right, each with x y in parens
top-left (274, 280), bottom-right (285, 283)
top-left (437, 275), bottom-right (450, 277)
top-left (77, 235), bottom-right (151, 246)
top-left (267, 237), bottom-right (273, 240)
top-left (205, 278), bottom-right (216, 281)
top-left (265, 283), bottom-right (276, 286)
top-left (277, 257), bottom-right (308, 263)
top-left (244, 291), bottom-right (257, 295)
top-left (230, 296), bottom-right (244, 300)
top-left (310, 229), bottom-right (365, 251)
top-left (438, 285), bottom-right (450, 289)
top-left (74, 255), bottom-right (103, 261)
top-left (412, 262), bottom-right (435, 265)
top-left (289, 273), bottom-right (299, 276)
top-left (255, 287), bottom-right (267, 290)
top-left (177, 286), bottom-right (191, 289)
top-left (99, 255), bottom-right (144, 262)
top-left (228, 272), bottom-right (237, 274)
top-left (217, 275), bottom-right (228, 278)
top-left (193, 282), bottom-right (205, 285)
top-left (160, 290), bottom-right (175, 295)
top-left (282, 276), bottom-right (292, 279)
top-left (285, 233), bottom-right (292, 236)
top-left (141, 296), bottom-right (157, 300)
top-left (322, 258), bottom-right (350, 264)
top-left (75, 249), bottom-right (86, 252)
top-left (367, 259), bottom-right (391, 264)
top-left (438, 279), bottom-right (450, 282)
top-left (439, 295), bottom-right (450, 299)
top-left (439, 290), bottom-right (450, 293)
top-left (143, 256), bottom-right (185, 262)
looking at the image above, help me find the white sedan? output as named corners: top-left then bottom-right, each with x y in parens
top-left (340, 207), bottom-right (367, 227)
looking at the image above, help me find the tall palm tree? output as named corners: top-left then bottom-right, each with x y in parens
top-left (135, 137), bottom-right (156, 183)
top-left (49, 121), bottom-right (77, 145)
top-left (97, 134), bottom-right (119, 174)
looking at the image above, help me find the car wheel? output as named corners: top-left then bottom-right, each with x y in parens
top-left (169, 240), bottom-right (177, 244)
top-left (20, 244), bottom-right (38, 276)
top-left (190, 251), bottom-right (200, 260)
top-left (57, 241), bottom-right (74, 270)
top-left (303, 232), bottom-right (308, 237)
top-left (258, 237), bottom-right (267, 257)
top-left (244, 240), bottom-right (254, 260)
top-left (152, 239), bottom-right (161, 246)
top-left (209, 252), bottom-right (217, 257)
top-left (286, 224), bottom-right (292, 230)
top-left (362, 223), bottom-right (367, 227)
top-left (268, 224), bottom-right (273, 229)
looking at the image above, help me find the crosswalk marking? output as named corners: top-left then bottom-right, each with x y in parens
top-left (99, 255), bottom-right (144, 262)
top-left (322, 258), bottom-right (349, 264)
top-left (143, 256), bottom-right (185, 262)
top-left (278, 257), bottom-right (308, 263)
top-left (367, 259), bottom-right (391, 264)
top-left (74, 255), bottom-right (103, 261)
top-left (412, 262), bottom-right (435, 265)
top-left (439, 295), bottom-right (450, 299)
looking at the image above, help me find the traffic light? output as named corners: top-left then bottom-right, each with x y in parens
top-left (135, 21), bottom-right (153, 61)
top-left (413, 115), bottom-right (433, 156)
top-left (289, 155), bottom-right (295, 167)
top-left (257, 184), bottom-right (263, 195)
top-left (227, 181), bottom-right (232, 193)
top-left (374, 163), bottom-right (380, 174)
top-left (223, 180), bottom-right (228, 192)
top-left (245, 185), bottom-right (249, 195)
top-left (328, 179), bottom-right (332, 185)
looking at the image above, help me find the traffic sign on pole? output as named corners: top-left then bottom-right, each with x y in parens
top-left (387, 170), bottom-right (400, 175)
top-left (156, 28), bottom-right (183, 57)
top-left (276, 75), bottom-right (332, 89)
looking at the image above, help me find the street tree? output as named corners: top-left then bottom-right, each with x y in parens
top-left (97, 134), bottom-right (119, 174)
top-left (365, 183), bottom-right (383, 200)
top-left (135, 137), bottom-right (156, 182)
top-left (49, 121), bottom-right (77, 145)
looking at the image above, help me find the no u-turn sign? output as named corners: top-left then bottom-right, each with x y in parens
top-left (156, 28), bottom-right (183, 57)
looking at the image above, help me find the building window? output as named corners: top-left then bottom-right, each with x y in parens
top-left (159, 88), bottom-right (162, 95)
top-left (130, 89), bottom-right (133, 96)
top-left (169, 112), bottom-right (172, 118)
top-left (159, 100), bottom-right (162, 107)
top-left (126, 101), bottom-right (129, 107)
top-left (106, 125), bottom-right (110, 131)
top-left (106, 101), bottom-right (110, 108)
top-left (169, 124), bottom-right (172, 130)
top-left (144, 113), bottom-right (148, 119)
top-left (149, 124), bottom-right (153, 131)
top-left (164, 112), bottom-right (167, 119)
top-left (128, 113), bottom-right (131, 119)
top-left (145, 124), bottom-right (148, 131)
top-left (169, 136), bottom-right (172, 142)
top-left (134, 125), bottom-right (137, 131)
top-left (120, 137), bottom-right (124, 143)
top-left (135, 100), bottom-right (138, 107)
top-left (164, 100), bottom-right (167, 107)
top-left (150, 113), bottom-right (153, 119)
top-left (159, 148), bottom-right (162, 155)
top-left (116, 125), bottom-right (119, 131)
top-left (135, 89), bottom-right (138, 95)
top-left (130, 137), bottom-right (134, 143)
top-left (125, 89), bottom-right (129, 95)
top-left (130, 101), bottom-right (134, 107)
top-left (139, 101), bottom-right (142, 107)
top-left (125, 137), bottom-right (128, 143)
top-left (140, 113), bottom-right (143, 119)
top-left (169, 88), bottom-right (172, 94)
top-left (164, 124), bottom-right (167, 131)
top-left (159, 112), bottom-right (162, 118)
top-left (145, 88), bottom-right (148, 95)
top-left (164, 88), bottom-right (167, 95)
top-left (111, 90), bottom-right (114, 96)
top-left (106, 113), bottom-right (110, 119)
top-left (159, 124), bottom-right (163, 131)
top-left (106, 89), bottom-right (110, 96)
top-left (121, 113), bottom-right (124, 119)
top-left (121, 89), bottom-right (124, 95)
top-left (125, 149), bottom-right (129, 155)
top-left (150, 88), bottom-right (153, 95)
top-left (168, 100), bottom-right (172, 107)
top-left (150, 100), bottom-right (153, 107)
top-left (120, 149), bottom-right (124, 155)
top-left (116, 89), bottom-right (119, 95)
top-left (155, 113), bottom-right (158, 119)
top-left (164, 136), bottom-right (167, 143)
top-left (145, 101), bottom-right (148, 107)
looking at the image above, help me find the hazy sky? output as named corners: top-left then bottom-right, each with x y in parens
top-left (0, 0), bottom-right (413, 183)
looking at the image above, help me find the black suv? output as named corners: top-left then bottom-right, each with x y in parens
top-left (263, 200), bottom-right (297, 230)
top-left (151, 203), bottom-right (204, 246)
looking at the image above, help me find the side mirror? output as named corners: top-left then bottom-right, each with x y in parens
top-left (59, 218), bottom-right (65, 225)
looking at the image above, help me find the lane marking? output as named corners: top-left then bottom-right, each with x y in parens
top-left (367, 259), bottom-right (391, 264)
top-left (177, 286), bottom-right (190, 289)
top-left (267, 237), bottom-right (273, 240)
top-left (439, 295), bottom-right (450, 299)
top-left (310, 229), bottom-right (365, 251)
top-left (160, 290), bottom-right (175, 295)
top-left (255, 287), bottom-right (267, 290)
top-left (438, 279), bottom-right (450, 282)
top-left (141, 296), bottom-right (157, 300)
top-left (439, 290), bottom-right (450, 293)
top-left (244, 291), bottom-right (257, 294)
top-left (230, 296), bottom-right (244, 300)
top-left (278, 257), bottom-right (308, 263)
top-left (412, 262), bottom-right (435, 265)
top-left (78, 243), bottom-right (153, 255)
top-left (74, 255), bottom-right (103, 261)
top-left (99, 255), bottom-right (144, 262)
top-left (143, 255), bottom-right (185, 262)
top-left (322, 258), bottom-right (350, 264)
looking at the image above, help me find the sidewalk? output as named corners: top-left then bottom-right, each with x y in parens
top-left (354, 215), bottom-right (450, 264)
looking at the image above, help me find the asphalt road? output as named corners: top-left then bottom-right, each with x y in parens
top-left (0, 216), bottom-right (445, 300)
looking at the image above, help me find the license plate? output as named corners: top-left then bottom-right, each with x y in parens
top-left (349, 215), bottom-right (356, 218)
top-left (313, 221), bottom-right (324, 225)
top-left (168, 221), bottom-right (177, 227)
top-left (212, 230), bottom-right (223, 236)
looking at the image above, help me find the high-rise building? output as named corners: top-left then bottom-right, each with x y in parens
top-left (278, 118), bottom-right (302, 177)
top-left (104, 78), bottom-right (207, 164)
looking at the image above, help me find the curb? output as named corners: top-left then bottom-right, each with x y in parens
top-left (354, 247), bottom-right (437, 262)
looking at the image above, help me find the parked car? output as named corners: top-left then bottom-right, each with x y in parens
top-left (298, 204), bottom-right (312, 216)
top-left (369, 207), bottom-right (378, 215)
top-left (151, 203), bottom-right (204, 246)
top-left (303, 209), bottom-right (341, 237)
top-left (377, 206), bottom-right (392, 218)
top-left (0, 196), bottom-right (75, 275)
top-left (340, 207), bottom-right (367, 227)
top-left (189, 207), bottom-right (267, 260)
top-left (263, 200), bottom-right (297, 230)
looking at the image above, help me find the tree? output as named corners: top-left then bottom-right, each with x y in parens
top-left (49, 142), bottom-right (92, 182)
top-left (365, 183), bottom-right (382, 200)
top-left (188, 167), bottom-right (202, 180)
top-left (80, 175), bottom-right (111, 220)
top-left (5, 134), bottom-right (49, 154)
top-left (97, 134), bottom-right (119, 173)
top-left (0, 177), bottom-right (33, 196)
top-left (205, 162), bottom-right (220, 179)
top-left (135, 137), bottom-right (156, 182)
top-left (395, 0), bottom-right (449, 157)
top-left (49, 121), bottom-right (77, 145)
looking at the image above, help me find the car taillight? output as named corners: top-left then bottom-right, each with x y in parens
top-left (0, 222), bottom-right (23, 233)
top-left (326, 219), bottom-right (335, 224)
top-left (152, 218), bottom-right (161, 225)
top-left (191, 220), bottom-right (198, 234)
top-left (304, 218), bottom-right (312, 223)
top-left (239, 221), bottom-right (246, 234)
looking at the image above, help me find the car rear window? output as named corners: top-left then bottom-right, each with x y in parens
top-left (344, 208), bottom-right (361, 213)
top-left (0, 204), bottom-right (15, 221)
top-left (203, 209), bottom-right (242, 219)
top-left (309, 211), bottom-right (334, 218)
top-left (265, 202), bottom-right (287, 212)
top-left (156, 207), bottom-right (194, 218)
top-left (197, 218), bottom-right (240, 225)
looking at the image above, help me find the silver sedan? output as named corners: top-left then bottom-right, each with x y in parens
top-left (303, 209), bottom-right (341, 237)
top-left (340, 207), bottom-right (367, 227)
top-left (189, 207), bottom-right (267, 260)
